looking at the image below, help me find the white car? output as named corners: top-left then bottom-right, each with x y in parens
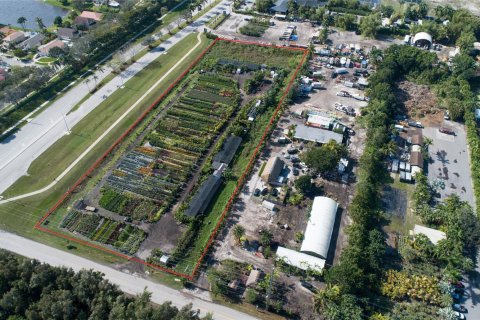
top-left (454, 311), bottom-right (466, 320)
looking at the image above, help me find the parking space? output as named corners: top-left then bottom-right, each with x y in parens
top-left (424, 122), bottom-right (475, 207)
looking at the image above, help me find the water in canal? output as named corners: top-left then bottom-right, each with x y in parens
top-left (0, 0), bottom-right (68, 30)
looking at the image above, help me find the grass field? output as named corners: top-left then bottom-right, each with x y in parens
top-left (0, 33), bottom-right (211, 277)
top-left (3, 33), bottom-right (209, 198)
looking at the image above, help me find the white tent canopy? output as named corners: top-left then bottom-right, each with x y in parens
top-left (300, 196), bottom-right (338, 259)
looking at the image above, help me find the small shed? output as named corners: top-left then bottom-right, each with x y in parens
top-left (410, 151), bottom-right (424, 170)
top-left (246, 269), bottom-right (261, 287)
top-left (262, 200), bottom-right (277, 212)
top-left (160, 255), bottom-right (169, 264)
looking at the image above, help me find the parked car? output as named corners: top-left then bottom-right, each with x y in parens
top-left (453, 287), bottom-right (465, 294)
top-left (291, 156), bottom-right (300, 163)
top-left (407, 120), bottom-right (423, 128)
top-left (439, 127), bottom-right (455, 135)
top-left (452, 293), bottom-right (461, 300)
top-left (454, 311), bottom-right (466, 320)
top-left (293, 169), bottom-right (299, 176)
top-left (287, 148), bottom-right (298, 154)
top-left (253, 188), bottom-right (261, 197)
top-left (444, 110), bottom-right (450, 120)
top-left (300, 281), bottom-right (317, 293)
top-left (452, 304), bottom-right (467, 313)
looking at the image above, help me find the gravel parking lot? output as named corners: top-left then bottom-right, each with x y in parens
top-left (424, 121), bottom-right (475, 208)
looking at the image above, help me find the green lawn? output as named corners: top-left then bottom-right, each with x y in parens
top-left (0, 33), bottom-right (211, 270)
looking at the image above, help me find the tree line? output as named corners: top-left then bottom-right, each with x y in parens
top-left (313, 44), bottom-right (455, 319)
top-left (0, 249), bottom-right (212, 320)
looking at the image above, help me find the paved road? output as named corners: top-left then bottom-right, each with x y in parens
top-left (462, 251), bottom-right (480, 320)
top-left (0, 231), bottom-right (257, 320)
top-left (0, 0), bottom-right (232, 196)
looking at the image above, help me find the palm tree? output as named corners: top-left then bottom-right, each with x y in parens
top-left (92, 74), bottom-right (99, 86)
top-left (36, 17), bottom-right (46, 31)
top-left (17, 17), bottom-right (27, 30)
top-left (232, 225), bottom-right (245, 244)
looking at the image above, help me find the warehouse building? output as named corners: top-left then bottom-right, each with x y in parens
top-left (301, 196), bottom-right (338, 259)
top-left (212, 136), bottom-right (242, 170)
top-left (294, 124), bottom-right (343, 144)
top-left (261, 157), bottom-right (285, 185)
top-left (185, 175), bottom-right (222, 217)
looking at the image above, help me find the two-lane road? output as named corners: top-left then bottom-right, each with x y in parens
top-left (0, 231), bottom-right (257, 320)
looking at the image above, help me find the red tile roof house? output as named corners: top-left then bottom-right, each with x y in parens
top-left (74, 11), bottom-right (104, 27)
top-left (3, 31), bottom-right (26, 45)
top-left (38, 39), bottom-right (66, 56)
top-left (0, 27), bottom-right (16, 37)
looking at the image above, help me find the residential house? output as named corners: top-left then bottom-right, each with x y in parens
top-left (0, 26), bottom-right (16, 38)
top-left (3, 31), bottom-right (26, 45)
top-left (57, 27), bottom-right (78, 41)
top-left (19, 33), bottom-right (45, 50)
top-left (74, 11), bottom-right (104, 27)
top-left (38, 39), bottom-right (66, 56)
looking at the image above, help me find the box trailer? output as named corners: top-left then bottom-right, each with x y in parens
top-left (85, 206), bottom-right (97, 212)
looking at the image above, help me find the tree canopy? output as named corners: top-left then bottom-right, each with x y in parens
top-left (0, 250), bottom-right (211, 320)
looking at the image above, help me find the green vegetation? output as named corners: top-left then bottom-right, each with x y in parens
top-left (301, 140), bottom-right (347, 175)
top-left (0, 249), bottom-right (212, 320)
top-left (208, 13), bottom-right (229, 29)
top-left (239, 18), bottom-right (269, 37)
top-left (60, 210), bottom-right (146, 254)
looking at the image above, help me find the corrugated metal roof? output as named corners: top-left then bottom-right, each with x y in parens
top-left (300, 196), bottom-right (338, 259)
top-left (276, 246), bottom-right (325, 271)
top-left (294, 124), bottom-right (343, 144)
top-left (186, 175), bottom-right (222, 217)
top-left (213, 136), bottom-right (242, 167)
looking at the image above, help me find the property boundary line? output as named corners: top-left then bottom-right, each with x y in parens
top-left (34, 38), bottom-right (308, 281)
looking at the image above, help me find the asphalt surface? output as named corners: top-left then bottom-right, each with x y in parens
top-left (423, 123), bottom-right (475, 208)
top-left (0, 231), bottom-right (257, 320)
top-left (0, 0), bottom-right (232, 196)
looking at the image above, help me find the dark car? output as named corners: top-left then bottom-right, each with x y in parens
top-left (287, 148), bottom-right (298, 154)
top-left (291, 156), bottom-right (300, 163)
top-left (253, 188), bottom-right (261, 197)
top-left (408, 120), bottom-right (423, 128)
top-left (453, 287), bottom-right (465, 294)
top-left (293, 169), bottom-right (299, 176)
top-left (300, 281), bottom-right (317, 293)
top-left (439, 127), bottom-right (455, 135)
top-left (452, 293), bottom-right (461, 301)
top-left (452, 304), bottom-right (467, 313)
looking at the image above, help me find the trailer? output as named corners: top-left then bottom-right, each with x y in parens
top-left (85, 206), bottom-right (97, 212)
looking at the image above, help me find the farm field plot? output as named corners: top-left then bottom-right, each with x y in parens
top-left (37, 39), bottom-right (307, 280)
top-left (99, 74), bottom-right (240, 222)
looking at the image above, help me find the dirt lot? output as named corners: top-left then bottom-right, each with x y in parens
top-left (215, 13), bottom-right (317, 45)
top-left (328, 28), bottom-right (403, 50)
top-left (211, 53), bottom-right (371, 317)
top-left (396, 81), bottom-right (444, 126)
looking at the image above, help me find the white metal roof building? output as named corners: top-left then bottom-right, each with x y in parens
top-left (413, 32), bottom-right (432, 48)
top-left (300, 197), bottom-right (338, 259)
top-left (276, 246), bottom-right (325, 271)
top-left (412, 224), bottom-right (446, 245)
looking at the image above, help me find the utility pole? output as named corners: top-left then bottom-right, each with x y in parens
top-left (62, 114), bottom-right (70, 134)
top-left (265, 266), bottom-right (275, 311)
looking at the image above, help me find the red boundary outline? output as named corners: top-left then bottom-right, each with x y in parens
top-left (34, 38), bottom-right (308, 280)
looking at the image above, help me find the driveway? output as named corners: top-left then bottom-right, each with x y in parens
top-left (0, 231), bottom-right (257, 320)
top-left (423, 122), bottom-right (475, 208)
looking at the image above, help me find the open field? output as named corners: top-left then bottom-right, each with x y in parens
top-left (30, 39), bottom-right (306, 280)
